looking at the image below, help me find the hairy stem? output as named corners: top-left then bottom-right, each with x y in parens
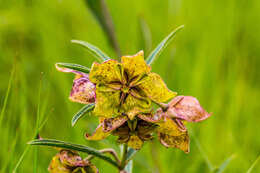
top-left (86, 148), bottom-right (120, 164)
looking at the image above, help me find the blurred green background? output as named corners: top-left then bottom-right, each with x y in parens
top-left (0, 0), bottom-right (259, 172)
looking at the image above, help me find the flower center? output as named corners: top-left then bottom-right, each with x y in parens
top-left (121, 85), bottom-right (130, 93)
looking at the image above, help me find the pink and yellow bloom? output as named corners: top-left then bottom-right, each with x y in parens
top-left (154, 96), bottom-right (212, 152)
top-left (89, 51), bottom-right (176, 119)
top-left (56, 51), bottom-right (211, 153)
top-left (85, 114), bottom-right (157, 150)
top-left (56, 65), bottom-right (96, 104)
top-left (48, 150), bottom-right (98, 173)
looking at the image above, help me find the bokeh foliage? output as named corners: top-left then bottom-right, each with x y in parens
top-left (0, 0), bottom-right (260, 172)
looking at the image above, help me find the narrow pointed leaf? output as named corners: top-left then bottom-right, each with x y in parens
top-left (71, 104), bottom-right (95, 127)
top-left (124, 160), bottom-right (133, 173)
top-left (28, 139), bottom-right (120, 168)
top-left (146, 25), bottom-right (184, 65)
top-left (126, 148), bottom-right (137, 162)
top-left (56, 63), bottom-right (90, 73)
top-left (246, 155), bottom-right (260, 173)
top-left (71, 40), bottom-right (110, 62)
top-left (215, 154), bottom-right (236, 173)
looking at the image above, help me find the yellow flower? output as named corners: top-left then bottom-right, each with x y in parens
top-left (48, 150), bottom-right (98, 173)
top-left (85, 114), bottom-right (158, 150)
top-left (89, 51), bottom-right (176, 119)
top-left (154, 96), bottom-right (212, 153)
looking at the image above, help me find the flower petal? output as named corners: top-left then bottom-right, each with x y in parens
top-left (137, 120), bottom-right (158, 136)
top-left (168, 96), bottom-right (212, 122)
top-left (69, 74), bottom-right (96, 104)
top-left (89, 59), bottom-right (120, 84)
top-left (83, 163), bottom-right (99, 173)
top-left (157, 117), bottom-right (186, 136)
top-left (122, 94), bottom-right (151, 120)
top-left (48, 154), bottom-right (71, 173)
top-left (138, 113), bottom-right (162, 123)
top-left (59, 150), bottom-right (87, 167)
top-left (92, 84), bottom-right (121, 118)
top-left (85, 124), bottom-right (110, 140)
top-left (138, 72), bottom-right (177, 103)
top-left (103, 116), bottom-right (128, 132)
top-left (158, 132), bottom-right (190, 153)
top-left (121, 51), bottom-right (151, 79)
top-left (127, 135), bottom-right (144, 150)
top-left (48, 150), bottom-right (99, 173)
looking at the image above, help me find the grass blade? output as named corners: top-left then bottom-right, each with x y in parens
top-left (146, 25), bottom-right (184, 65)
top-left (247, 155), bottom-right (260, 173)
top-left (12, 146), bottom-right (31, 173)
top-left (56, 63), bottom-right (90, 74)
top-left (84, 0), bottom-right (121, 57)
top-left (0, 67), bottom-right (15, 124)
top-left (71, 104), bottom-right (95, 127)
top-left (71, 40), bottom-right (110, 62)
top-left (138, 17), bottom-right (152, 53)
top-left (28, 139), bottom-right (120, 168)
top-left (190, 129), bottom-right (214, 171)
top-left (215, 154), bottom-right (236, 173)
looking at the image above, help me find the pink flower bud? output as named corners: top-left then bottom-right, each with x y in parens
top-left (69, 73), bottom-right (96, 104)
top-left (167, 96), bottom-right (211, 122)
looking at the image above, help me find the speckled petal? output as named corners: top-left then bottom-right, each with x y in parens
top-left (138, 72), bottom-right (177, 103)
top-left (157, 116), bottom-right (186, 136)
top-left (48, 154), bottom-right (71, 173)
top-left (168, 96), bottom-right (212, 122)
top-left (72, 164), bottom-right (99, 173)
top-left (59, 150), bottom-right (87, 167)
top-left (137, 120), bottom-right (158, 137)
top-left (158, 132), bottom-right (190, 153)
top-left (48, 150), bottom-right (99, 173)
top-left (127, 135), bottom-right (144, 150)
top-left (121, 94), bottom-right (151, 120)
top-left (103, 116), bottom-right (128, 132)
top-left (69, 74), bottom-right (96, 104)
top-left (84, 163), bottom-right (99, 173)
top-left (138, 113), bottom-right (162, 123)
top-left (92, 84), bottom-right (121, 118)
top-left (121, 51), bottom-right (151, 79)
top-left (89, 60), bottom-right (120, 84)
top-left (85, 124), bottom-right (110, 140)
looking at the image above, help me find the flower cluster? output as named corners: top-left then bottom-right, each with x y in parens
top-left (48, 150), bottom-right (98, 173)
top-left (57, 50), bottom-right (211, 152)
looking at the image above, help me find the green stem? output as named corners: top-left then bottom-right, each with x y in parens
top-left (120, 144), bottom-right (128, 171)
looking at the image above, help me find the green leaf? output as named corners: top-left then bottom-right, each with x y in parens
top-left (124, 160), bottom-right (133, 173)
top-left (56, 63), bottom-right (90, 74)
top-left (146, 25), bottom-right (184, 65)
top-left (214, 154), bottom-right (236, 173)
top-left (246, 155), bottom-right (260, 173)
top-left (71, 104), bottom-right (95, 127)
top-left (28, 139), bottom-right (120, 168)
top-left (126, 148), bottom-right (137, 162)
top-left (71, 40), bottom-right (110, 62)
